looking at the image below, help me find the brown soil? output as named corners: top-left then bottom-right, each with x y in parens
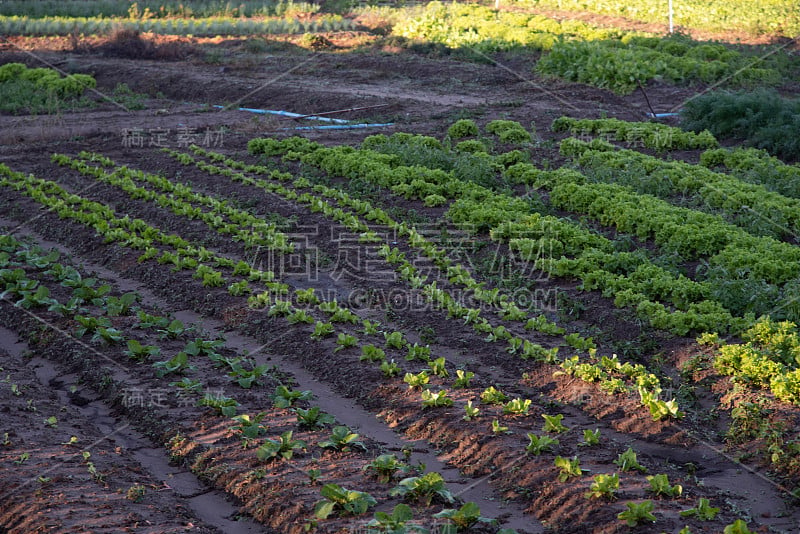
top-left (1, 28), bottom-right (800, 534)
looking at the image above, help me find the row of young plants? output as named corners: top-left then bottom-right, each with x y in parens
top-left (0, 0), bottom-right (319, 18)
top-left (510, 161), bottom-right (800, 324)
top-left (0, 233), bottom-right (276, 396)
top-left (551, 116), bottom-right (719, 151)
top-left (0, 169), bottom-right (750, 532)
top-left (253, 132), bottom-right (741, 337)
top-left (317, 128), bottom-right (780, 335)
top-left (52, 152), bottom-right (294, 253)
top-left (0, 234), bottom-right (498, 532)
top-left (517, 0), bottom-right (799, 37)
top-left (0, 62), bottom-right (96, 98)
top-left (701, 317), bottom-right (800, 405)
top-left (0, 162), bottom-right (288, 297)
top-left (536, 35), bottom-right (783, 95)
top-left (240, 137), bottom-right (683, 420)
top-left (701, 146), bottom-right (800, 200)
top-left (0, 13), bottom-right (351, 37)
top-left (389, 3), bottom-right (786, 95)
top-left (562, 137), bottom-right (800, 240)
top-left (392, 2), bottom-right (635, 52)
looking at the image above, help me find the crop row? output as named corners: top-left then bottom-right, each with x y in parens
top-left (701, 146), bottom-right (800, 200)
top-left (0, 62), bottom-right (96, 98)
top-left (0, 0), bottom-right (318, 19)
top-left (0, 178), bottom-right (753, 533)
top-left (390, 3), bottom-right (784, 95)
top-left (251, 133), bottom-right (747, 336)
top-left (510, 159), bottom-right (800, 323)
top-left (393, 2), bottom-right (633, 52)
top-left (0, 234), bottom-right (483, 529)
top-left (551, 116), bottom-right (718, 151)
top-left (518, 0), bottom-right (800, 37)
top-left (562, 137), bottom-right (800, 240)
top-left (0, 14), bottom-right (351, 36)
top-left (335, 127), bottom-right (797, 332)
top-left (235, 138), bottom-right (693, 422)
top-left (52, 152), bottom-right (293, 252)
top-left (536, 37), bottom-right (782, 95)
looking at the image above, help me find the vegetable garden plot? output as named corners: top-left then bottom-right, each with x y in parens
top-left (4, 113), bottom-right (800, 532)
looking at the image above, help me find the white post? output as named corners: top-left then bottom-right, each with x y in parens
top-left (668, 0), bottom-right (674, 33)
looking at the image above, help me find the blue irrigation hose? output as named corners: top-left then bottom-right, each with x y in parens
top-left (283, 123), bottom-right (395, 131)
top-left (213, 105), bottom-right (350, 124)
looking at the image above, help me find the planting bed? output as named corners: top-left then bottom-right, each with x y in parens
top-left (2, 8), bottom-right (800, 534)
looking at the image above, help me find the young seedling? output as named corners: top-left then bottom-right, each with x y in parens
top-left (272, 385), bottom-right (313, 408)
top-left (360, 344), bottom-right (386, 362)
top-left (362, 320), bottom-right (380, 336)
top-left (453, 369), bottom-right (474, 388)
top-left (542, 414), bottom-right (569, 433)
top-left (434, 502), bottom-right (497, 531)
top-left (617, 500), bottom-right (657, 527)
top-left (152, 351), bottom-right (194, 378)
top-left (503, 398), bottom-right (532, 415)
top-left (105, 292), bottom-right (138, 316)
top-left (480, 386), bottom-right (508, 405)
top-left (314, 483), bottom-right (377, 519)
top-left (310, 321), bottom-right (335, 340)
top-left (158, 318), bottom-right (187, 339)
top-left (256, 431), bottom-right (306, 462)
top-left (363, 454), bottom-right (410, 484)
top-left (389, 472), bottom-right (455, 506)
top-left (318, 426), bottom-right (366, 452)
top-left (579, 428), bottom-right (601, 447)
top-left (286, 309), bottom-right (314, 325)
top-left (295, 406), bottom-right (336, 428)
top-left (404, 371), bottom-right (430, 390)
top-left (367, 504), bottom-right (420, 532)
top-left (384, 331), bottom-right (405, 350)
top-left (463, 400), bottom-right (480, 421)
top-left (295, 287), bottom-right (319, 305)
top-left (231, 413), bottom-right (269, 439)
top-left (406, 343), bottom-right (431, 362)
top-left (647, 474), bottom-right (682, 498)
top-left (723, 520), bottom-right (753, 534)
top-left (44, 416), bottom-right (58, 429)
top-left (228, 361), bottom-right (269, 389)
top-left (198, 393), bottom-right (239, 416)
top-left (614, 447), bottom-right (647, 472)
top-left (334, 333), bottom-right (359, 353)
top-left (380, 359), bottom-right (401, 377)
top-left (526, 433), bottom-right (559, 455)
top-left (680, 498), bottom-right (720, 520)
top-left (585, 473), bottom-right (619, 500)
top-left (330, 308), bottom-right (360, 324)
top-left (306, 468), bottom-right (322, 485)
top-left (554, 456), bottom-right (584, 482)
top-left (124, 339), bottom-right (161, 362)
top-left (491, 419), bottom-right (510, 435)
top-left (421, 389), bottom-right (453, 409)
top-left (429, 357), bottom-right (448, 377)
top-left (126, 484), bottom-right (146, 502)
top-left (268, 299), bottom-right (293, 317)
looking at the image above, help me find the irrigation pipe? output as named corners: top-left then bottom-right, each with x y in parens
top-left (282, 123), bottom-right (395, 131)
top-left (212, 105), bottom-right (350, 123)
